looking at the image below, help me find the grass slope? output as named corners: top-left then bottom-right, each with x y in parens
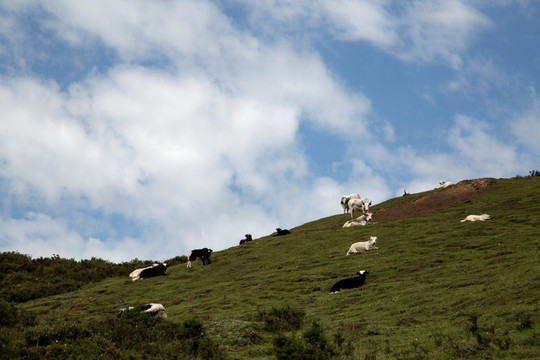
top-left (21, 177), bottom-right (540, 359)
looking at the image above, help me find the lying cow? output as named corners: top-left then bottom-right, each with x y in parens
top-left (460, 214), bottom-right (491, 222)
top-left (343, 213), bottom-right (373, 228)
top-left (239, 234), bottom-right (253, 245)
top-left (129, 263), bottom-right (168, 281)
top-left (330, 270), bottom-right (369, 294)
top-left (117, 303), bottom-right (167, 318)
top-left (274, 228), bottom-right (291, 236)
top-left (346, 236), bottom-right (378, 255)
top-left (187, 248), bottom-right (213, 268)
top-left (439, 180), bottom-right (454, 188)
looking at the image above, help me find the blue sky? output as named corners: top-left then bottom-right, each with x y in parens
top-left (1, 0), bottom-right (539, 262)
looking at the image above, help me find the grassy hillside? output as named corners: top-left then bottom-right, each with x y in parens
top-left (7, 176), bottom-right (540, 359)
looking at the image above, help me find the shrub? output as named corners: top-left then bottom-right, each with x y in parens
top-left (0, 252), bottom-right (157, 303)
top-left (0, 300), bottom-right (19, 328)
top-left (110, 311), bottom-right (224, 359)
top-left (24, 322), bottom-right (91, 348)
top-left (257, 305), bottom-right (305, 332)
top-left (273, 322), bottom-right (338, 360)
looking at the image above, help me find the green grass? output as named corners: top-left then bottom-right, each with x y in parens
top-left (15, 176), bottom-right (540, 358)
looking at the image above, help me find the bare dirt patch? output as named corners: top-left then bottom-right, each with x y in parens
top-left (373, 178), bottom-right (494, 222)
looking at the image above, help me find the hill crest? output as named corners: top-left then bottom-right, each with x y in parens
top-left (373, 178), bottom-right (494, 222)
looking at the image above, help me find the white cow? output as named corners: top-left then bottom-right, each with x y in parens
top-left (117, 303), bottom-right (168, 318)
top-left (347, 236), bottom-right (379, 255)
top-left (348, 198), bottom-right (371, 218)
top-left (439, 180), bottom-right (455, 188)
top-left (343, 212), bottom-right (373, 228)
top-left (341, 193), bottom-right (361, 213)
top-left (460, 214), bottom-right (491, 222)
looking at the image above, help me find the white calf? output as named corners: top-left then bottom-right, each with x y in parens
top-left (460, 214), bottom-right (491, 222)
top-left (346, 236), bottom-right (379, 255)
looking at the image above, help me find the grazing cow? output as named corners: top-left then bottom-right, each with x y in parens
top-left (129, 263), bottom-right (168, 281)
top-left (117, 303), bottom-right (167, 318)
top-left (341, 193), bottom-right (361, 213)
top-left (346, 236), bottom-right (378, 255)
top-left (342, 212), bottom-right (373, 228)
top-left (348, 198), bottom-right (371, 218)
top-left (439, 180), bottom-right (454, 188)
top-left (330, 270), bottom-right (369, 294)
top-left (187, 248), bottom-right (213, 268)
top-left (239, 234), bottom-right (253, 245)
top-left (460, 214), bottom-right (491, 222)
top-left (274, 228), bottom-right (291, 236)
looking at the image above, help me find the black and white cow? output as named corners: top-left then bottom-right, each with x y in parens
top-left (186, 248), bottom-right (213, 268)
top-left (117, 303), bottom-right (167, 318)
top-left (329, 270), bottom-right (369, 294)
top-left (239, 234), bottom-right (253, 245)
top-left (129, 263), bottom-right (168, 281)
top-left (273, 228), bottom-right (291, 236)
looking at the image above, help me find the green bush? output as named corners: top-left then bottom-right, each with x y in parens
top-left (15, 313), bottom-right (225, 359)
top-left (273, 322), bottom-right (338, 360)
top-left (0, 300), bottom-right (35, 328)
top-left (257, 306), bottom-right (305, 332)
top-left (0, 300), bottom-right (19, 327)
top-left (24, 322), bottom-right (91, 347)
top-left (0, 252), bottom-right (155, 303)
top-left (110, 311), bottom-right (224, 359)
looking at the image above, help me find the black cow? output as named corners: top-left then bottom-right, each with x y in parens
top-left (140, 263), bottom-right (168, 279)
top-left (187, 248), bottom-right (213, 268)
top-left (329, 270), bottom-right (369, 294)
top-left (239, 234), bottom-right (253, 245)
top-left (129, 263), bottom-right (168, 281)
top-left (273, 228), bottom-right (291, 236)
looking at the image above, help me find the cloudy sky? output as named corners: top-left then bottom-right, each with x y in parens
top-left (1, 0), bottom-right (538, 262)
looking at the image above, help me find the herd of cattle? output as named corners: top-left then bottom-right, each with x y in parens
top-left (120, 180), bottom-right (492, 317)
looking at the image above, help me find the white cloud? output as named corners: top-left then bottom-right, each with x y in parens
top-left (39, 0), bottom-right (231, 60)
top-left (236, 0), bottom-right (491, 68)
top-left (447, 56), bottom-right (508, 94)
top-left (322, 0), bottom-right (398, 47)
top-left (394, 114), bottom-right (524, 193)
top-left (0, 212), bottom-right (160, 261)
top-left (0, 0), bottom-right (375, 261)
top-left (447, 115), bottom-right (519, 174)
top-left (511, 91), bottom-right (540, 153)
top-left (396, 0), bottom-right (491, 68)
